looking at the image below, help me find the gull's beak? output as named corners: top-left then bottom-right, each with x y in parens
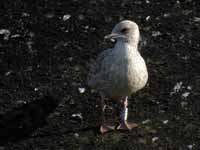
top-left (104, 33), bottom-right (122, 40)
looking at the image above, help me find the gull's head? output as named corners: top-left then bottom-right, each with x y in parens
top-left (104, 20), bottom-right (140, 45)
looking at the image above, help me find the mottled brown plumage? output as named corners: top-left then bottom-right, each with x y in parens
top-left (87, 20), bottom-right (148, 133)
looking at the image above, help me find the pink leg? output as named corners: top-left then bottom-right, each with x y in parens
top-left (116, 96), bottom-right (138, 131)
top-left (99, 94), bottom-right (115, 134)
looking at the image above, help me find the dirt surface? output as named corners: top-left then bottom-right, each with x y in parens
top-left (0, 0), bottom-right (200, 149)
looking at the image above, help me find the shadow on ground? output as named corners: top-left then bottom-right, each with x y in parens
top-left (0, 92), bottom-right (60, 144)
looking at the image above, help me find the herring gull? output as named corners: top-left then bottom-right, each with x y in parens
top-left (87, 20), bottom-right (148, 133)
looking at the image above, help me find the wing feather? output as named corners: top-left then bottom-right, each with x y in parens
top-left (87, 48), bottom-right (113, 89)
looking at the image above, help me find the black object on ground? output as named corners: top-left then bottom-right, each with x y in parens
top-left (0, 94), bottom-right (60, 144)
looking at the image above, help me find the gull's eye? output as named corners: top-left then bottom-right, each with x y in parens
top-left (120, 28), bottom-right (129, 33)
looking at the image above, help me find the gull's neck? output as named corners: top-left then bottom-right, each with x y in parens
top-left (114, 40), bottom-right (139, 52)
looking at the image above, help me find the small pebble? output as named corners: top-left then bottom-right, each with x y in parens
top-left (5, 71), bottom-right (13, 76)
top-left (63, 42), bottom-right (69, 47)
top-left (163, 13), bottom-right (171, 18)
top-left (163, 120), bottom-right (168, 124)
top-left (146, 0), bottom-right (150, 3)
top-left (145, 16), bottom-right (151, 21)
top-left (152, 137), bottom-right (159, 143)
top-left (187, 145), bottom-right (193, 150)
top-left (0, 29), bottom-right (11, 40)
top-left (72, 113), bottom-right (83, 119)
top-left (182, 92), bottom-right (190, 98)
top-left (193, 17), bottom-right (200, 22)
top-left (11, 34), bottom-right (20, 38)
top-left (182, 56), bottom-right (189, 60)
top-left (78, 87), bottom-right (85, 94)
top-left (179, 34), bottom-right (185, 40)
top-left (142, 119), bottom-right (151, 124)
top-left (170, 81), bottom-right (183, 95)
top-left (34, 87), bottom-right (39, 91)
top-left (74, 133), bottom-right (79, 137)
top-left (16, 100), bottom-right (27, 104)
top-left (110, 38), bottom-right (116, 42)
top-left (22, 12), bottom-right (30, 17)
top-left (187, 86), bottom-right (192, 90)
top-left (63, 14), bottom-right (71, 21)
top-left (152, 31), bottom-right (161, 37)
top-left (84, 25), bottom-right (89, 29)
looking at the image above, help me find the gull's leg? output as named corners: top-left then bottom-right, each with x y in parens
top-left (116, 96), bottom-right (138, 131)
top-left (100, 94), bottom-right (115, 134)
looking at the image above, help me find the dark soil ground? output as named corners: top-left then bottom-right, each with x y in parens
top-left (0, 0), bottom-right (200, 149)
